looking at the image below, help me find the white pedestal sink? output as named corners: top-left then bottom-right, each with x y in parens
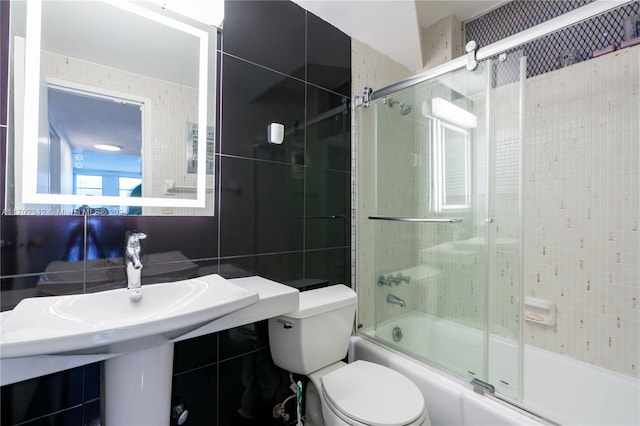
top-left (104, 343), bottom-right (175, 425)
top-left (0, 274), bottom-right (260, 425)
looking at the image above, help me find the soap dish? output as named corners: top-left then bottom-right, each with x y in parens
top-left (524, 297), bottom-right (555, 326)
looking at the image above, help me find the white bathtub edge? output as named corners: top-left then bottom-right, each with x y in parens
top-left (350, 335), bottom-right (546, 426)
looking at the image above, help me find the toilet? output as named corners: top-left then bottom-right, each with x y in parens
top-left (269, 285), bottom-right (430, 426)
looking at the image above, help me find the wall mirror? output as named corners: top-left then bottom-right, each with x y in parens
top-left (7, 0), bottom-right (218, 216)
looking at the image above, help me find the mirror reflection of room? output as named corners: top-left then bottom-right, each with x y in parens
top-left (45, 85), bottom-right (143, 212)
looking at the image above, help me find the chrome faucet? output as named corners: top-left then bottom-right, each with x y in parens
top-left (386, 294), bottom-right (406, 308)
top-left (124, 231), bottom-right (146, 289)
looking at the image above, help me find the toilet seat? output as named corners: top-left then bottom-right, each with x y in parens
top-left (320, 361), bottom-right (426, 426)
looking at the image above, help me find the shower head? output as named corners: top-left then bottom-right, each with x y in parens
top-left (387, 98), bottom-right (413, 115)
top-left (399, 103), bottom-right (412, 115)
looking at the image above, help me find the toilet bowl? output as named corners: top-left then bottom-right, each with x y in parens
top-left (269, 285), bottom-right (430, 426)
top-left (308, 360), bottom-right (428, 426)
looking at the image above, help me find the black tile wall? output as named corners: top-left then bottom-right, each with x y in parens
top-left (219, 156), bottom-right (304, 256)
top-left (0, 0), bottom-right (351, 424)
top-left (306, 12), bottom-right (352, 97)
top-left (219, 252), bottom-right (304, 285)
top-left (173, 333), bottom-right (218, 375)
top-left (217, 349), bottom-right (287, 426)
top-left (220, 55), bottom-right (306, 163)
top-left (85, 215), bottom-right (219, 261)
top-left (172, 364), bottom-right (218, 425)
top-left (223, 321), bottom-right (270, 359)
top-left (222, 0), bottom-right (306, 79)
top-left (0, 215), bottom-right (87, 275)
top-left (305, 168), bottom-right (350, 250)
top-left (17, 408), bottom-right (84, 426)
top-left (170, 321), bottom-right (291, 426)
top-left (305, 247), bottom-right (350, 286)
top-left (0, 363), bottom-right (99, 426)
top-left (306, 85), bottom-right (351, 171)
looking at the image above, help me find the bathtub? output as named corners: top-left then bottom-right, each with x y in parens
top-left (350, 312), bottom-right (640, 426)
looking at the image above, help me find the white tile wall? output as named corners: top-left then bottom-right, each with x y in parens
top-left (351, 39), bottom-right (413, 329)
top-left (523, 46), bottom-right (639, 377)
top-left (420, 15), bottom-right (464, 71)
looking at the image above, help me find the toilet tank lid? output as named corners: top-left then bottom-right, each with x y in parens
top-left (283, 285), bottom-right (357, 319)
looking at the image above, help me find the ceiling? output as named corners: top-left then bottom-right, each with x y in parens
top-left (292, 0), bottom-right (505, 71)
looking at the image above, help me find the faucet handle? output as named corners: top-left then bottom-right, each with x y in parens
top-left (377, 274), bottom-right (389, 287)
top-left (125, 231), bottom-right (147, 247)
top-left (395, 272), bottom-right (410, 285)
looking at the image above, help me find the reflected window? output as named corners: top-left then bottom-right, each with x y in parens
top-left (433, 121), bottom-right (471, 212)
top-left (75, 175), bottom-right (103, 196)
top-left (119, 177), bottom-right (142, 198)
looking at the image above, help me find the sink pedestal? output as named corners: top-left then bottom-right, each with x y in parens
top-left (104, 343), bottom-right (174, 425)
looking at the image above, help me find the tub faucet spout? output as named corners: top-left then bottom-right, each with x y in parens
top-left (386, 293), bottom-right (406, 308)
top-left (124, 231), bottom-right (146, 289)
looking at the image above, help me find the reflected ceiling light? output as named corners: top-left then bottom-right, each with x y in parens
top-left (431, 97), bottom-right (477, 128)
top-left (94, 144), bottom-right (122, 152)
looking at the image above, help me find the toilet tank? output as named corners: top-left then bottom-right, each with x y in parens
top-left (269, 285), bottom-right (357, 375)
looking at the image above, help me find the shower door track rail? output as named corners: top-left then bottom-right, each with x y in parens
top-left (369, 0), bottom-right (630, 101)
top-left (369, 216), bottom-right (462, 223)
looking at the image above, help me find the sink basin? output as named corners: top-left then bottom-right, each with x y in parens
top-left (0, 274), bottom-right (259, 358)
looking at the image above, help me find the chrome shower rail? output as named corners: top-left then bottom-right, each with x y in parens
top-left (369, 0), bottom-right (630, 101)
top-left (368, 216), bottom-right (462, 223)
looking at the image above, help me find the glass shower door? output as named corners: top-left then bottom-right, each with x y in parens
top-left (362, 55), bottom-right (523, 400)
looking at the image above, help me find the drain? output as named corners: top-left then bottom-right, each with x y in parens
top-left (392, 326), bottom-right (403, 342)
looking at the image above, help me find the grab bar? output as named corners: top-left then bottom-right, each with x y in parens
top-left (368, 216), bottom-right (462, 223)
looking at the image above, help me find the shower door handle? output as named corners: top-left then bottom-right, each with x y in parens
top-left (368, 216), bottom-right (462, 223)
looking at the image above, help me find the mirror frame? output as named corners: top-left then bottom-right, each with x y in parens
top-left (19, 0), bottom-right (210, 211)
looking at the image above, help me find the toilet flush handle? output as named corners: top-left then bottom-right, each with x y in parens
top-left (276, 318), bottom-right (294, 329)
